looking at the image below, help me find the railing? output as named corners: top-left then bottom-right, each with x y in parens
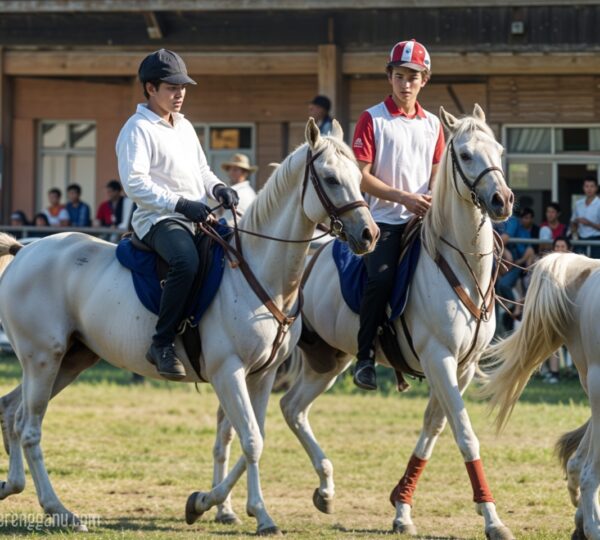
top-left (0, 225), bottom-right (129, 243)
top-left (502, 237), bottom-right (600, 257)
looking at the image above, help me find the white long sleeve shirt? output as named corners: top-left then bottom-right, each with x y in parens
top-left (116, 103), bottom-right (224, 238)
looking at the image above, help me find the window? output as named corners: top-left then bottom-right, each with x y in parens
top-left (194, 124), bottom-right (256, 187)
top-left (503, 125), bottom-right (600, 221)
top-left (38, 121), bottom-right (96, 213)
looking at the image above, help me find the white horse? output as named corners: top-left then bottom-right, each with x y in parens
top-left (481, 252), bottom-right (600, 540)
top-left (210, 105), bottom-right (516, 538)
top-left (0, 119), bottom-right (378, 535)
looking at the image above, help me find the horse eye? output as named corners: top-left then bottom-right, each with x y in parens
top-left (324, 176), bottom-right (339, 186)
top-left (460, 152), bottom-right (472, 161)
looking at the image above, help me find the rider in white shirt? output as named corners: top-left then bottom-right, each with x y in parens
top-left (116, 49), bottom-right (239, 380)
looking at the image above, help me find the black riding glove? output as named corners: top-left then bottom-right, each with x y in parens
top-left (175, 198), bottom-right (211, 223)
top-left (213, 184), bottom-right (240, 210)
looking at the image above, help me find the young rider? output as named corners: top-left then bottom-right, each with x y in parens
top-left (351, 39), bottom-right (445, 390)
top-left (116, 49), bottom-right (239, 381)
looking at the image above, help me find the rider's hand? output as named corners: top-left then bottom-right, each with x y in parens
top-left (399, 192), bottom-right (432, 217)
top-left (175, 198), bottom-right (211, 223)
top-left (213, 185), bottom-right (240, 210)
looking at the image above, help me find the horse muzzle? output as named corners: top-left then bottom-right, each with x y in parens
top-left (486, 188), bottom-right (514, 221)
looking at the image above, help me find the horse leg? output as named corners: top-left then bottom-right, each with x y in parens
top-left (279, 347), bottom-right (351, 514)
top-left (186, 358), bottom-right (279, 535)
top-left (421, 353), bottom-right (514, 540)
top-left (212, 405), bottom-right (241, 525)
top-left (0, 386), bottom-right (26, 499)
top-left (0, 340), bottom-right (98, 505)
top-left (390, 364), bottom-right (475, 535)
top-left (579, 366), bottom-right (600, 540)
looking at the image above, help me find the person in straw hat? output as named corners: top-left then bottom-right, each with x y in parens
top-left (221, 153), bottom-right (258, 216)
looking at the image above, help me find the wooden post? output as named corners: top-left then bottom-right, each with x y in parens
top-left (317, 44), bottom-right (344, 128)
top-left (0, 47), bottom-right (12, 223)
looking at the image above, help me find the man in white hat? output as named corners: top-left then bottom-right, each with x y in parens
top-left (221, 153), bottom-right (258, 216)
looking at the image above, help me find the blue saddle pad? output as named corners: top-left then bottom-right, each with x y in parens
top-left (115, 223), bottom-right (228, 324)
top-left (332, 235), bottom-right (421, 321)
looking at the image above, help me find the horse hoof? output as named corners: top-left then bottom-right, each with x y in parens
top-left (215, 512), bottom-right (242, 525)
top-left (312, 488), bottom-right (334, 514)
top-left (257, 525), bottom-right (283, 536)
top-left (185, 491), bottom-right (205, 525)
top-left (486, 525), bottom-right (515, 540)
top-left (392, 522), bottom-right (417, 536)
top-left (572, 526), bottom-right (587, 540)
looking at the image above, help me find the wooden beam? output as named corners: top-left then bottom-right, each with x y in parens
top-left (1, 0), bottom-right (598, 12)
top-left (4, 51), bottom-right (318, 76)
top-left (143, 12), bottom-right (163, 40)
top-left (344, 52), bottom-right (600, 76)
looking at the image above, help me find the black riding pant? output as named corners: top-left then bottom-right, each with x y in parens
top-left (357, 222), bottom-right (406, 361)
top-left (142, 219), bottom-right (200, 346)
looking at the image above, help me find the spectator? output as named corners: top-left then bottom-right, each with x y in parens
top-left (308, 95), bottom-right (333, 135)
top-left (9, 210), bottom-right (29, 239)
top-left (553, 236), bottom-right (571, 253)
top-left (542, 236), bottom-right (573, 384)
top-left (538, 225), bottom-right (554, 254)
top-left (220, 154), bottom-right (258, 216)
top-left (570, 176), bottom-right (600, 258)
top-left (496, 207), bottom-right (539, 325)
top-left (65, 183), bottom-right (92, 227)
top-left (95, 180), bottom-right (134, 230)
top-left (43, 188), bottom-right (70, 227)
top-left (30, 212), bottom-right (50, 238)
top-left (540, 202), bottom-right (566, 241)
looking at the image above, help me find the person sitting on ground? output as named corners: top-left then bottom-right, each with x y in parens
top-left (9, 211), bottom-right (28, 239)
top-left (66, 183), bottom-right (92, 227)
top-left (220, 154), bottom-right (258, 217)
top-left (116, 48), bottom-right (238, 381)
top-left (43, 188), bottom-right (70, 227)
top-left (308, 95), bottom-right (333, 136)
top-left (30, 212), bottom-right (50, 238)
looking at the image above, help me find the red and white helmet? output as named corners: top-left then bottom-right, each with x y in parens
top-left (388, 39), bottom-right (431, 72)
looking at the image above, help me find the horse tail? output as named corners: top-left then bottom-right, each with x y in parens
top-left (556, 419), bottom-right (590, 474)
top-left (0, 233), bottom-right (22, 278)
top-left (480, 253), bottom-right (588, 431)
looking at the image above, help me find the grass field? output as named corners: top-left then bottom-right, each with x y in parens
top-left (0, 355), bottom-right (588, 539)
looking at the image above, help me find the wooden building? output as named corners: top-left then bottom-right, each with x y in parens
top-left (1, 0), bottom-right (599, 222)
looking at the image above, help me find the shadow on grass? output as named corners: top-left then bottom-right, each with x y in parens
top-left (0, 353), bottom-right (176, 389)
top-left (332, 523), bottom-right (463, 538)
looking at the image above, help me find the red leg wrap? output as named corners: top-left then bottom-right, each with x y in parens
top-left (389, 454), bottom-right (428, 508)
top-left (465, 459), bottom-right (495, 503)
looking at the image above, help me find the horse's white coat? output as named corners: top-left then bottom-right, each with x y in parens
top-left (0, 119), bottom-right (377, 533)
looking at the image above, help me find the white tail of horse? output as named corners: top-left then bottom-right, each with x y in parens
top-left (481, 252), bottom-right (584, 431)
top-left (0, 234), bottom-right (21, 277)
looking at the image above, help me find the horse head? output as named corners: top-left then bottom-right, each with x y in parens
top-left (301, 118), bottom-right (378, 255)
top-left (439, 104), bottom-right (513, 222)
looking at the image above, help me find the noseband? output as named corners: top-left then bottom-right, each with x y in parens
top-left (301, 148), bottom-right (368, 237)
top-left (449, 139), bottom-right (504, 211)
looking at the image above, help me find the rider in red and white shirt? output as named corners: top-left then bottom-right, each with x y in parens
top-left (352, 39), bottom-right (445, 391)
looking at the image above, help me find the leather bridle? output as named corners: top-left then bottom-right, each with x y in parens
top-left (301, 148), bottom-right (368, 237)
top-left (449, 139), bottom-right (505, 211)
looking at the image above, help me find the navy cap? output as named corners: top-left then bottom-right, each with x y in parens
top-left (310, 95), bottom-right (331, 112)
top-left (138, 49), bottom-right (197, 85)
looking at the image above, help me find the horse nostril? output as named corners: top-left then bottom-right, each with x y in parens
top-left (362, 227), bottom-right (373, 243)
top-left (491, 193), bottom-right (504, 208)
top-left (508, 192), bottom-right (515, 205)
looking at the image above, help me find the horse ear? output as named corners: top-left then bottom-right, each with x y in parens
top-left (473, 103), bottom-right (486, 122)
top-left (330, 119), bottom-right (344, 141)
top-left (305, 117), bottom-right (321, 149)
top-left (439, 106), bottom-right (458, 132)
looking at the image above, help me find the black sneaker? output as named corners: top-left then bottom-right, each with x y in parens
top-left (353, 358), bottom-right (377, 391)
top-left (146, 343), bottom-right (186, 381)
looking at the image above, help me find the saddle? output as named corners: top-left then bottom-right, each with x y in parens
top-left (120, 221), bottom-right (230, 382)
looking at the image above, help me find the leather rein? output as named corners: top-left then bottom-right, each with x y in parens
top-left (200, 146), bottom-right (368, 373)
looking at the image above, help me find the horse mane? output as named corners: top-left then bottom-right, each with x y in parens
top-left (422, 115), bottom-right (495, 256)
top-left (241, 135), bottom-right (356, 231)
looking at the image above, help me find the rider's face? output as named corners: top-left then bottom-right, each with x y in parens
top-left (147, 82), bottom-right (187, 118)
top-left (388, 67), bottom-right (426, 108)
